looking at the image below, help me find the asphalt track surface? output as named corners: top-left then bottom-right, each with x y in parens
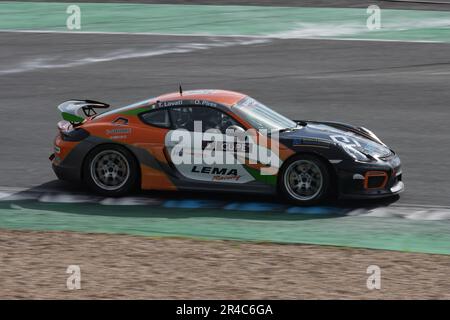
top-left (1, 30), bottom-right (450, 207)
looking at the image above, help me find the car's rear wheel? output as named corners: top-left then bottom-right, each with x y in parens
top-left (279, 155), bottom-right (330, 205)
top-left (83, 145), bottom-right (138, 196)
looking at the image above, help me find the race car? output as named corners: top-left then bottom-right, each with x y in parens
top-left (50, 89), bottom-right (404, 205)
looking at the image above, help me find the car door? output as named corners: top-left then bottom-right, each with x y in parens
top-left (165, 105), bottom-right (255, 184)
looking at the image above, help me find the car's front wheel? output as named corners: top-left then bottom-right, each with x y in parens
top-left (279, 155), bottom-right (330, 205)
top-left (83, 145), bottom-right (138, 196)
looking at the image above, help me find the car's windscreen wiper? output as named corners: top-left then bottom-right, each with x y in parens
top-left (278, 126), bottom-right (299, 133)
top-left (278, 121), bottom-right (307, 133)
top-left (295, 120), bottom-right (308, 126)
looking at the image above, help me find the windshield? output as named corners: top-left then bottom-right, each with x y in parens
top-left (233, 96), bottom-right (297, 131)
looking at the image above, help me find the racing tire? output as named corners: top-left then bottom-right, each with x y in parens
top-left (278, 154), bottom-right (331, 205)
top-left (83, 144), bottom-right (139, 197)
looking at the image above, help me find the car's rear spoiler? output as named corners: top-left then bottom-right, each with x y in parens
top-left (57, 99), bottom-right (110, 124)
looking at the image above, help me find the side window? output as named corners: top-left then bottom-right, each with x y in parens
top-left (141, 109), bottom-right (170, 128)
top-left (169, 106), bottom-right (239, 133)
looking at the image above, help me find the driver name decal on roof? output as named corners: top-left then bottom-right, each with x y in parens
top-left (157, 100), bottom-right (184, 108)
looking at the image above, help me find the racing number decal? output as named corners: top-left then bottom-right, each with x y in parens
top-left (330, 134), bottom-right (361, 147)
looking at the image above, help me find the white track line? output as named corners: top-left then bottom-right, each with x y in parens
top-left (1, 29), bottom-right (449, 44)
top-left (0, 38), bottom-right (269, 75)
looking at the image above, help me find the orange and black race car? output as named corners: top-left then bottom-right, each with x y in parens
top-left (50, 89), bottom-right (404, 205)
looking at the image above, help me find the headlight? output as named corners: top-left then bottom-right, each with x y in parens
top-left (340, 143), bottom-right (370, 162)
top-left (331, 133), bottom-right (392, 161)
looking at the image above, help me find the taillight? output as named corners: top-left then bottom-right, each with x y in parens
top-left (61, 128), bottom-right (90, 141)
top-left (57, 120), bottom-right (89, 141)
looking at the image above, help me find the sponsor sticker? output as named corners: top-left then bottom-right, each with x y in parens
top-left (106, 128), bottom-right (131, 135)
top-left (110, 135), bottom-right (128, 140)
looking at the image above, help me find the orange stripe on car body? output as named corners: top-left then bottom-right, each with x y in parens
top-left (140, 164), bottom-right (177, 190)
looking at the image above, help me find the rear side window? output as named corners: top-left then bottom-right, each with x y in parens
top-left (140, 109), bottom-right (170, 128)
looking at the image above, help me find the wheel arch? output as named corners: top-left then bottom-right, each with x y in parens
top-left (277, 151), bottom-right (339, 195)
top-left (80, 142), bottom-right (142, 186)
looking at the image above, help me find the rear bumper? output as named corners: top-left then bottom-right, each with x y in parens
top-left (50, 150), bottom-right (83, 182)
top-left (52, 162), bottom-right (82, 182)
top-left (50, 133), bottom-right (95, 183)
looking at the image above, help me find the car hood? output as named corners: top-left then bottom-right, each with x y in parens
top-left (279, 121), bottom-right (393, 158)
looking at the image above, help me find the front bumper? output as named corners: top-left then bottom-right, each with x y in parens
top-left (339, 180), bottom-right (404, 199)
top-left (336, 154), bottom-right (404, 199)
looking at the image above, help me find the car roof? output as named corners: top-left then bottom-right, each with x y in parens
top-left (94, 89), bottom-right (247, 120)
top-left (154, 89), bottom-right (246, 107)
